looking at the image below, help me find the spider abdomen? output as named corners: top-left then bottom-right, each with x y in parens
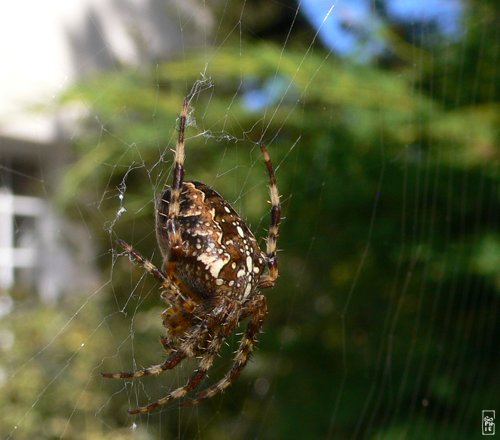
top-left (156, 181), bottom-right (265, 300)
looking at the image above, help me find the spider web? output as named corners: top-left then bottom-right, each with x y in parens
top-left (1, 1), bottom-right (498, 439)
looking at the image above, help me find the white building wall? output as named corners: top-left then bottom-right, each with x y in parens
top-left (0, 0), bottom-right (212, 143)
top-left (0, 0), bottom-right (212, 299)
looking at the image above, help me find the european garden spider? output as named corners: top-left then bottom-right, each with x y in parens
top-left (103, 96), bottom-right (281, 414)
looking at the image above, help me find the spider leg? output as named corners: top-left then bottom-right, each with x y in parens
top-left (182, 294), bottom-right (267, 406)
top-left (117, 239), bottom-right (196, 312)
top-left (117, 239), bottom-right (167, 284)
top-left (258, 144), bottom-right (281, 288)
top-left (128, 328), bottom-right (226, 414)
top-left (101, 349), bottom-right (186, 379)
top-left (164, 98), bottom-right (189, 273)
top-left (160, 335), bottom-right (176, 352)
top-left (101, 318), bottom-right (209, 380)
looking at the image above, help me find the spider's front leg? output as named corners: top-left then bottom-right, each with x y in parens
top-left (101, 308), bottom-right (205, 382)
top-left (127, 299), bottom-right (240, 414)
top-left (160, 302), bottom-right (195, 347)
top-left (127, 327), bottom-right (222, 414)
top-left (101, 349), bottom-right (186, 379)
top-left (182, 294), bottom-right (268, 406)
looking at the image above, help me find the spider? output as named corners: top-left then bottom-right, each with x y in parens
top-left (102, 96), bottom-right (281, 414)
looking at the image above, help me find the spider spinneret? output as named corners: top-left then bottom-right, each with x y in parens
top-left (102, 95), bottom-right (281, 414)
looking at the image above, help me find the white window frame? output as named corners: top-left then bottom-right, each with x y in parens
top-left (0, 189), bottom-right (45, 289)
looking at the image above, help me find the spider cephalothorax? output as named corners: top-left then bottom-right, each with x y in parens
top-left (103, 96), bottom-right (281, 414)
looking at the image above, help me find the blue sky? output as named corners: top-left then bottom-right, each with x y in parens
top-left (299, 0), bottom-right (463, 59)
top-left (243, 0), bottom-right (463, 110)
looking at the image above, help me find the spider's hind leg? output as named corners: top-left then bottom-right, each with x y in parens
top-left (161, 98), bottom-right (189, 273)
top-left (258, 144), bottom-right (281, 289)
top-left (117, 239), bottom-right (167, 284)
top-left (117, 239), bottom-right (196, 314)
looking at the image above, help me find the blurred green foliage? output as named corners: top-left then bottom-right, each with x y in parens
top-left (4, 1), bottom-right (498, 439)
top-left (0, 294), bottom-right (135, 439)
